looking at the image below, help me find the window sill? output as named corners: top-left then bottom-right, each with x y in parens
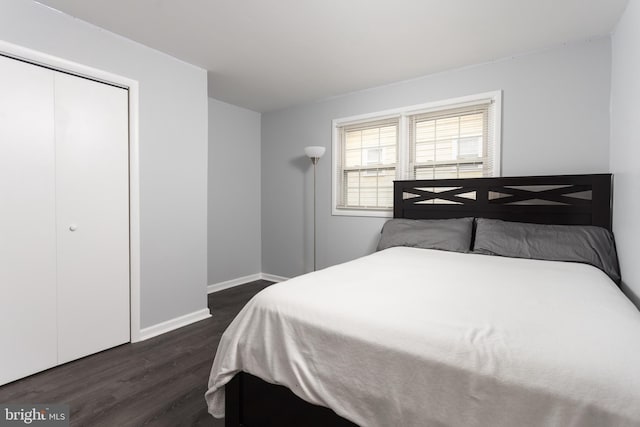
top-left (332, 207), bottom-right (393, 218)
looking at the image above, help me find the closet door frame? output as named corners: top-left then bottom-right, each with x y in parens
top-left (0, 40), bottom-right (144, 342)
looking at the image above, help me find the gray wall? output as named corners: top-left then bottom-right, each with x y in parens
top-left (208, 98), bottom-right (262, 284)
top-left (0, 0), bottom-right (209, 328)
top-left (611, 1), bottom-right (640, 307)
top-left (262, 39), bottom-right (612, 278)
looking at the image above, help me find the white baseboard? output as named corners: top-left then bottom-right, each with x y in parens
top-left (207, 273), bottom-right (262, 294)
top-left (207, 272), bottom-right (290, 294)
top-left (137, 308), bottom-right (212, 341)
top-left (261, 273), bottom-right (289, 283)
top-left (136, 273), bottom-right (291, 342)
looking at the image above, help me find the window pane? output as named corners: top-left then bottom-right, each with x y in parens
top-left (339, 120), bottom-right (398, 210)
top-left (379, 125), bottom-right (397, 147)
top-left (342, 168), bottom-right (394, 208)
top-left (460, 113), bottom-right (483, 137)
top-left (359, 172), bottom-right (378, 206)
top-left (415, 167), bottom-right (434, 180)
top-left (435, 139), bottom-right (456, 162)
top-left (415, 120), bottom-right (435, 142)
top-left (434, 165), bottom-right (458, 179)
top-left (458, 163), bottom-right (483, 178)
top-left (410, 104), bottom-right (491, 181)
top-left (383, 145), bottom-right (396, 164)
top-left (415, 141), bottom-right (435, 163)
top-left (345, 170), bottom-right (360, 207)
top-left (345, 148), bottom-right (361, 167)
top-left (361, 128), bottom-right (381, 148)
top-left (435, 117), bottom-right (459, 140)
top-left (366, 148), bottom-right (381, 164)
top-left (458, 137), bottom-right (482, 159)
top-left (378, 169), bottom-right (394, 207)
top-left (345, 131), bottom-right (361, 150)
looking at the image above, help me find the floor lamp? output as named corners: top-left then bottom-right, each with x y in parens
top-left (304, 146), bottom-right (326, 271)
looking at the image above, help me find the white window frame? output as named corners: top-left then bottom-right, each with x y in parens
top-left (332, 91), bottom-right (502, 217)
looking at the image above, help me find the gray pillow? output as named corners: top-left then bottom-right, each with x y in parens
top-left (473, 218), bottom-right (621, 283)
top-left (377, 218), bottom-right (474, 253)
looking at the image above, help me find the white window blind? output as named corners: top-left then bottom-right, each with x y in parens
top-left (336, 118), bottom-right (399, 210)
top-left (409, 100), bottom-right (496, 180)
top-left (332, 92), bottom-right (501, 217)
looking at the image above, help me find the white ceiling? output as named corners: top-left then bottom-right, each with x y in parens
top-left (37, 0), bottom-right (628, 112)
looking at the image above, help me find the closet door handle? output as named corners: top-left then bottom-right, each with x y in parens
top-left (69, 224), bottom-right (78, 232)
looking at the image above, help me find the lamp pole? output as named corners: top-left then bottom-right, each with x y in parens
top-left (311, 156), bottom-right (318, 271)
top-left (304, 146), bottom-right (326, 271)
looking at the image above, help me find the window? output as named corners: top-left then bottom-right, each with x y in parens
top-left (337, 118), bottom-right (398, 210)
top-left (410, 103), bottom-right (493, 180)
top-left (332, 92), bottom-right (501, 217)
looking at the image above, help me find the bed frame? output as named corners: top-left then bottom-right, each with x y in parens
top-left (394, 174), bottom-right (612, 231)
top-left (225, 173), bottom-right (613, 427)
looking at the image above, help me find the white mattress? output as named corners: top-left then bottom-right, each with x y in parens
top-left (205, 247), bottom-right (640, 427)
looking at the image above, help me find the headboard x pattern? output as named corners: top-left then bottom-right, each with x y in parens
top-left (393, 174), bottom-right (612, 231)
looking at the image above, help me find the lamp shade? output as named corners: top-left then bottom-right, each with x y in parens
top-left (304, 146), bottom-right (326, 159)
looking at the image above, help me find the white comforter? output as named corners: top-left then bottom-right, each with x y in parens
top-left (205, 247), bottom-right (640, 427)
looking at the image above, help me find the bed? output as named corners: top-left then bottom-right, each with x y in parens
top-left (205, 174), bottom-right (640, 427)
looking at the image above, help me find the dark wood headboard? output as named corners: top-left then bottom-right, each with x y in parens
top-left (394, 174), bottom-right (612, 231)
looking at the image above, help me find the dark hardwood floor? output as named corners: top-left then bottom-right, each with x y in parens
top-left (0, 280), bottom-right (273, 427)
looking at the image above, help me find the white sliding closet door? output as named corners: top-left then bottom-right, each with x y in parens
top-left (0, 56), bottom-right (58, 385)
top-left (55, 73), bottom-right (130, 363)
